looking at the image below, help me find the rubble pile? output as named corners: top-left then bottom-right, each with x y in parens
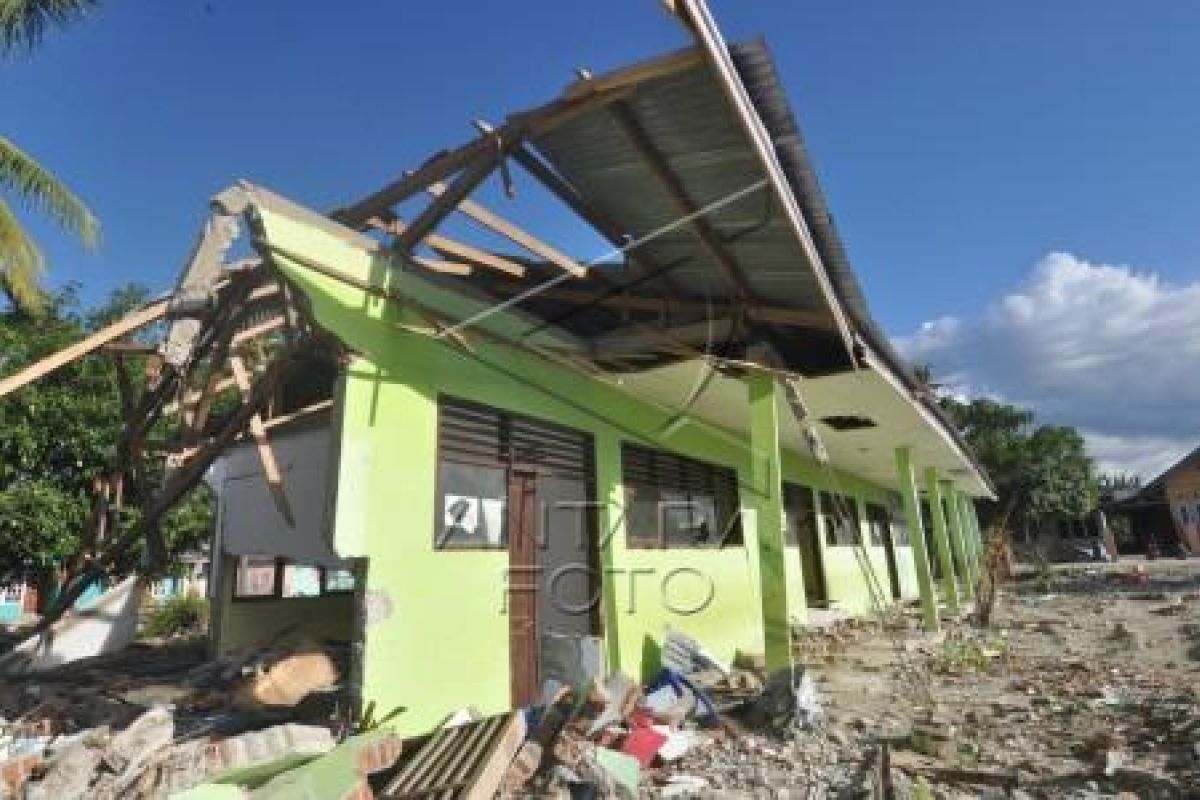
top-left (0, 638), bottom-right (359, 798)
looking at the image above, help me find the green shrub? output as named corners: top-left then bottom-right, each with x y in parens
top-left (143, 592), bottom-right (209, 638)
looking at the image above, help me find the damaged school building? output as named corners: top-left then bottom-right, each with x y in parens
top-left (1, 5), bottom-right (992, 737)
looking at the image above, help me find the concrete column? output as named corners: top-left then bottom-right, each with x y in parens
top-left (924, 468), bottom-right (960, 613)
top-left (894, 447), bottom-right (938, 631)
top-left (940, 480), bottom-right (974, 601)
top-left (967, 498), bottom-right (987, 571)
top-left (956, 491), bottom-right (980, 595)
top-left (958, 494), bottom-right (979, 579)
top-left (594, 435), bottom-right (625, 671)
top-left (962, 494), bottom-right (982, 576)
top-left (746, 372), bottom-right (792, 671)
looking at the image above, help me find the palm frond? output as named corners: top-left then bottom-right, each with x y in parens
top-left (0, 197), bottom-right (47, 313)
top-left (0, 136), bottom-right (99, 248)
top-left (0, 0), bottom-right (100, 53)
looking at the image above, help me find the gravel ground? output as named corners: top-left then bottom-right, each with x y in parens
top-left (644, 560), bottom-right (1200, 799)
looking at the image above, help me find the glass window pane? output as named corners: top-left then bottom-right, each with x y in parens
top-left (625, 485), bottom-right (660, 547)
top-left (784, 485), bottom-right (816, 547)
top-left (281, 564), bottom-right (322, 598)
top-left (437, 461), bottom-right (507, 548)
top-left (324, 568), bottom-right (355, 593)
top-left (621, 444), bottom-right (741, 549)
top-left (235, 556), bottom-right (276, 598)
top-left (663, 493), bottom-right (717, 547)
top-left (866, 504), bottom-right (888, 546)
top-left (821, 493), bottom-right (861, 546)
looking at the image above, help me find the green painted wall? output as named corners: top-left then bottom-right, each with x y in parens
top-left (253, 204), bottom-right (920, 733)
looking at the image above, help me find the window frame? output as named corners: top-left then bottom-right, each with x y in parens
top-left (864, 502), bottom-right (890, 547)
top-left (819, 491), bottom-right (862, 547)
top-left (621, 442), bottom-right (743, 550)
top-left (432, 396), bottom-right (597, 553)
top-left (231, 558), bottom-right (356, 602)
top-left (782, 482), bottom-right (817, 548)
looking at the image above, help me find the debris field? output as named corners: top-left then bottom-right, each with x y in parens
top-left (0, 561), bottom-right (1196, 798)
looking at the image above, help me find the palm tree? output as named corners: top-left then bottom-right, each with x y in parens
top-left (0, 0), bottom-right (102, 312)
top-left (0, 138), bottom-right (99, 312)
top-left (1, 0), bottom-right (100, 52)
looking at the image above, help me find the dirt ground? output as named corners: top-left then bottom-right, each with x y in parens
top-left (652, 560), bottom-right (1200, 799)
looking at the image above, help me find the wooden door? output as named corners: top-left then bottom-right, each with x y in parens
top-left (507, 470), bottom-right (540, 706)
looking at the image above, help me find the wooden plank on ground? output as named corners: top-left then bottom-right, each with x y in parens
top-left (383, 712), bottom-right (525, 799)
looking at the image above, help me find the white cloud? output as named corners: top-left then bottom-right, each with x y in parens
top-left (895, 252), bottom-right (1200, 479)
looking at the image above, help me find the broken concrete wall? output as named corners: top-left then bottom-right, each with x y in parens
top-left (208, 414), bottom-right (357, 654)
top-left (211, 555), bottom-right (356, 655)
top-left (0, 576), bottom-right (143, 675)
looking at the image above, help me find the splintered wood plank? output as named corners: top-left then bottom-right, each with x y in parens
top-left (229, 356), bottom-right (295, 527)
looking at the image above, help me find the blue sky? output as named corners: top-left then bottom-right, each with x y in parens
top-left (5, 1), bottom-right (1200, 474)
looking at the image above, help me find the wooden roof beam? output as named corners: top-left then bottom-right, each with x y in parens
top-left (369, 215), bottom-right (526, 278)
top-left (592, 317), bottom-right (737, 355)
top-left (480, 283), bottom-right (835, 330)
top-left (608, 101), bottom-right (757, 303)
top-left (334, 48), bottom-right (706, 230)
top-left (395, 156), bottom-right (500, 252)
top-left (500, 136), bottom-right (685, 294)
top-left (0, 298), bottom-right (170, 400)
top-left (424, 179), bottom-right (588, 278)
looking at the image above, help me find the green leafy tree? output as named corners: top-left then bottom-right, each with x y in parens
top-left (0, 286), bottom-right (214, 590)
top-left (924, 373), bottom-right (1098, 538)
top-left (1, 0), bottom-right (101, 312)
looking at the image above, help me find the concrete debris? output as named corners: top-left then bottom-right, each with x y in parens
top-left (2, 563), bottom-right (1199, 798)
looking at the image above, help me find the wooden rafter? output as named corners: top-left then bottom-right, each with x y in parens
top-left (369, 215), bottom-right (526, 278)
top-left (396, 156), bottom-right (500, 251)
top-left (230, 356), bottom-right (295, 527)
top-left (424, 179), bottom-right (587, 278)
top-left (480, 283), bottom-right (836, 330)
top-left (591, 317), bottom-right (737, 355)
top-left (562, 46), bottom-right (703, 100)
top-left (333, 47), bottom-right (706, 229)
top-left (0, 299), bottom-right (170, 400)
top-left (607, 101), bottom-right (756, 303)
top-left (504, 139), bottom-right (684, 294)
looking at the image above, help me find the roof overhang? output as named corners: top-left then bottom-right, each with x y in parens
top-left (616, 358), bottom-right (994, 498)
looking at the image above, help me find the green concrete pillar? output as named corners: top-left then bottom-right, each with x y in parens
top-left (894, 447), bottom-right (938, 631)
top-left (594, 435), bottom-right (624, 672)
top-left (955, 490), bottom-right (980, 595)
top-left (957, 493), bottom-right (978, 580)
top-left (924, 468), bottom-right (960, 613)
top-left (967, 498), bottom-right (986, 571)
top-left (746, 372), bottom-right (792, 671)
top-left (940, 480), bottom-right (973, 601)
top-left (962, 494), bottom-right (982, 576)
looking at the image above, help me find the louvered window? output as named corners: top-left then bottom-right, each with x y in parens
top-left (436, 396), bottom-right (594, 550)
top-left (621, 443), bottom-right (742, 548)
